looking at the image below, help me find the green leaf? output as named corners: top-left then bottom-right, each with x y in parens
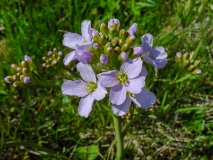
top-left (148, 114), bottom-right (157, 119)
top-left (75, 145), bottom-right (99, 160)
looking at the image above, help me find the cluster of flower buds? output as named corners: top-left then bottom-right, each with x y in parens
top-left (42, 48), bottom-right (62, 68)
top-left (4, 55), bottom-right (33, 87)
top-left (176, 51), bottom-right (201, 74)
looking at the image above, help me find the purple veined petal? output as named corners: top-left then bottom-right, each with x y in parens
top-left (124, 76), bottom-right (144, 94)
top-left (120, 58), bottom-right (142, 79)
top-left (24, 55), bottom-right (32, 63)
top-left (100, 54), bottom-right (109, 64)
top-left (61, 80), bottom-right (88, 97)
top-left (110, 84), bottom-right (127, 105)
top-left (77, 62), bottom-right (96, 83)
top-left (111, 97), bottom-right (131, 116)
top-left (62, 32), bottom-right (84, 49)
top-left (75, 50), bottom-right (93, 63)
top-left (143, 53), bottom-right (155, 66)
top-left (137, 66), bottom-right (148, 78)
top-left (98, 70), bottom-right (119, 87)
top-left (150, 46), bottom-right (167, 59)
top-left (153, 59), bottom-right (167, 68)
top-left (78, 94), bottom-right (95, 118)
top-left (92, 82), bottom-right (107, 100)
top-left (130, 88), bottom-right (156, 109)
top-left (63, 51), bottom-right (76, 65)
top-left (141, 33), bottom-right (153, 53)
top-left (76, 43), bottom-right (92, 50)
top-left (128, 23), bottom-right (137, 35)
top-left (81, 20), bottom-right (92, 43)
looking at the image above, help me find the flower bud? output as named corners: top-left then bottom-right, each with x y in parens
top-left (118, 39), bottom-right (124, 46)
top-left (104, 47), bottom-right (113, 55)
top-left (100, 23), bottom-right (108, 36)
top-left (183, 60), bottom-right (189, 67)
top-left (42, 63), bottom-right (46, 67)
top-left (193, 60), bottom-right (200, 67)
top-left (119, 29), bottom-right (129, 40)
top-left (189, 51), bottom-right (194, 60)
top-left (23, 77), bottom-right (31, 84)
top-left (58, 51), bottom-right (63, 56)
top-left (100, 54), bottom-right (109, 64)
top-left (175, 52), bottom-right (182, 62)
top-left (13, 75), bottom-right (19, 81)
top-left (121, 44), bottom-right (129, 52)
top-left (119, 52), bottom-right (128, 61)
top-left (13, 81), bottom-right (23, 87)
top-left (48, 51), bottom-right (53, 55)
top-left (24, 55), bottom-right (32, 63)
top-left (52, 60), bottom-right (57, 65)
top-left (16, 67), bottom-right (22, 72)
top-left (21, 61), bottom-right (27, 68)
top-left (22, 68), bottom-right (29, 76)
top-left (128, 23), bottom-right (137, 35)
top-left (183, 52), bottom-right (189, 61)
top-left (108, 18), bottom-right (120, 29)
top-left (93, 34), bottom-right (100, 43)
top-left (20, 75), bottom-right (24, 82)
top-left (111, 38), bottom-right (118, 47)
top-left (99, 35), bottom-right (107, 45)
top-left (109, 28), bottom-right (116, 37)
top-left (187, 65), bottom-right (194, 71)
top-left (11, 64), bottom-right (18, 71)
top-left (126, 35), bottom-right (136, 46)
top-left (192, 69), bottom-right (202, 75)
top-left (4, 76), bottom-right (14, 83)
top-left (53, 48), bottom-right (57, 54)
top-left (132, 47), bottom-right (142, 56)
top-left (114, 46), bottom-right (121, 53)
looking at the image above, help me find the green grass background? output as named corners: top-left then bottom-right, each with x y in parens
top-left (0, 0), bottom-right (213, 159)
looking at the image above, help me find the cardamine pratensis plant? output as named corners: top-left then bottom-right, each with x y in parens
top-left (4, 18), bottom-right (202, 159)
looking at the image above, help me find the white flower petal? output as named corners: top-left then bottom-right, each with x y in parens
top-left (111, 97), bottom-right (131, 116)
top-left (77, 62), bottom-right (96, 83)
top-left (120, 58), bottom-right (142, 78)
top-left (61, 80), bottom-right (88, 97)
top-left (124, 77), bottom-right (145, 94)
top-left (62, 32), bottom-right (84, 49)
top-left (92, 82), bottom-right (107, 100)
top-left (81, 20), bottom-right (92, 42)
top-left (98, 70), bottom-right (119, 87)
top-left (78, 94), bottom-right (94, 118)
top-left (130, 88), bottom-right (156, 109)
top-left (110, 85), bottom-right (127, 105)
top-left (63, 51), bottom-right (76, 65)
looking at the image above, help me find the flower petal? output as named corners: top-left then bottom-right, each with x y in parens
top-left (92, 82), bottom-right (107, 100)
top-left (61, 80), bottom-right (88, 97)
top-left (153, 59), bottom-right (167, 68)
top-left (81, 20), bottom-right (92, 43)
top-left (110, 84), bottom-right (127, 105)
top-left (130, 88), bottom-right (156, 109)
top-left (63, 51), bottom-right (76, 65)
top-left (111, 97), bottom-right (131, 116)
top-left (141, 33), bottom-right (153, 53)
top-left (75, 50), bottom-right (93, 63)
top-left (98, 70), bottom-right (119, 87)
top-left (120, 58), bottom-right (142, 78)
top-left (77, 62), bottom-right (96, 83)
top-left (124, 77), bottom-right (144, 94)
top-left (128, 23), bottom-right (137, 35)
top-left (151, 46), bottom-right (167, 59)
top-left (78, 94), bottom-right (94, 118)
top-left (62, 32), bottom-right (84, 49)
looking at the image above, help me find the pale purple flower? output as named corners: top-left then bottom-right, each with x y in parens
top-left (132, 47), bottom-right (142, 56)
top-left (98, 58), bottom-right (145, 105)
top-left (120, 52), bottom-right (128, 61)
top-left (63, 50), bottom-right (92, 65)
top-left (23, 77), bottom-right (31, 84)
top-left (111, 88), bottom-right (156, 116)
top-left (141, 33), bottom-right (167, 68)
top-left (100, 54), bottom-right (108, 64)
top-left (108, 18), bottom-right (120, 29)
top-left (62, 20), bottom-right (93, 50)
top-left (61, 62), bottom-right (107, 118)
top-left (128, 23), bottom-right (137, 35)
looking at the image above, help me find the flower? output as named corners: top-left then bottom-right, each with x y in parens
top-left (128, 23), bottom-right (137, 35)
top-left (62, 20), bottom-right (93, 50)
top-left (61, 62), bottom-right (107, 118)
top-left (141, 33), bottom-right (167, 68)
top-left (111, 88), bottom-right (156, 116)
top-left (98, 58), bottom-right (144, 105)
top-left (108, 18), bottom-right (120, 29)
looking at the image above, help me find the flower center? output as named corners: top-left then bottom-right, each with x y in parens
top-left (82, 40), bottom-right (87, 44)
top-left (86, 82), bottom-right (97, 92)
top-left (117, 72), bottom-right (128, 85)
top-left (147, 52), bottom-right (155, 60)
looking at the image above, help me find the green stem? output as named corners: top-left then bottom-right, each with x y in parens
top-left (112, 115), bottom-right (124, 160)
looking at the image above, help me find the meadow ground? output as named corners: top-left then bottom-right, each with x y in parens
top-left (0, 0), bottom-right (213, 159)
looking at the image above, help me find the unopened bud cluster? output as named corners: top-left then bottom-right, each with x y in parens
top-left (42, 48), bottom-right (62, 68)
top-left (4, 55), bottom-right (33, 87)
top-left (89, 21), bottom-right (138, 67)
top-left (176, 51), bottom-right (201, 74)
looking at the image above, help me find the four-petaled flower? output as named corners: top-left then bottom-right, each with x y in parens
top-left (61, 62), bottom-right (107, 118)
top-left (141, 33), bottom-right (167, 68)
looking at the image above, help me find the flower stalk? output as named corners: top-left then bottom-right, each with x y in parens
top-left (113, 115), bottom-right (124, 160)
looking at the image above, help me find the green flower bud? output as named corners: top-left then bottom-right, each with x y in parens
top-left (176, 52), bottom-right (182, 63)
top-left (183, 60), bottom-right (189, 67)
top-left (187, 65), bottom-right (194, 71)
top-left (119, 29), bottom-right (129, 40)
top-left (4, 76), bottom-right (14, 83)
top-left (13, 75), bottom-right (19, 81)
top-left (100, 23), bottom-right (108, 36)
top-left (114, 46), bottom-right (121, 53)
top-left (109, 28), bottom-right (116, 37)
top-left (11, 64), bottom-right (18, 71)
top-left (13, 81), bottom-right (23, 88)
top-left (118, 39), bottom-right (124, 46)
top-left (189, 51), bottom-right (194, 60)
top-left (104, 47), bottom-right (113, 55)
top-left (192, 69), bottom-right (202, 75)
top-left (111, 38), bottom-right (118, 47)
top-left (93, 34), bottom-right (100, 43)
top-left (193, 60), bottom-right (200, 67)
top-left (121, 44), bottom-right (130, 52)
top-left (183, 52), bottom-right (189, 61)
top-left (22, 68), bottom-right (29, 76)
top-left (16, 67), bottom-right (22, 72)
top-left (42, 57), bottom-right (47, 61)
top-left (53, 48), bottom-right (57, 54)
top-left (99, 35), bottom-right (107, 45)
top-left (20, 75), bottom-right (24, 82)
top-left (21, 61), bottom-right (27, 68)
top-left (126, 35), bottom-right (136, 46)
